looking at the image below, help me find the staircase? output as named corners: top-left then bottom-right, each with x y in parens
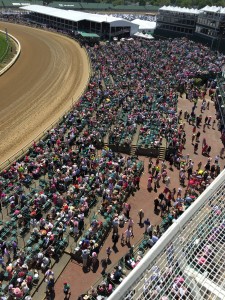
top-left (159, 138), bottom-right (167, 160)
top-left (129, 124), bottom-right (140, 156)
top-left (130, 144), bottom-right (137, 156)
top-left (110, 74), bottom-right (115, 86)
top-left (101, 79), bottom-right (106, 90)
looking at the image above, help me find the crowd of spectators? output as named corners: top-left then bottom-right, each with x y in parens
top-left (108, 13), bottom-right (156, 22)
top-left (0, 15), bottom-right (225, 299)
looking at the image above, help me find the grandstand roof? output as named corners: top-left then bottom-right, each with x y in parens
top-left (131, 19), bottom-right (156, 31)
top-left (200, 6), bottom-right (225, 15)
top-left (20, 4), bottom-right (137, 26)
top-left (108, 169), bottom-right (225, 300)
top-left (159, 5), bottom-right (200, 15)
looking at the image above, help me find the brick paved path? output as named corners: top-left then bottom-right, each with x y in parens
top-left (52, 91), bottom-right (224, 300)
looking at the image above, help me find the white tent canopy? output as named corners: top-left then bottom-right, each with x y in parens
top-left (134, 32), bottom-right (154, 39)
top-left (200, 5), bottom-right (225, 15)
top-left (132, 19), bottom-right (156, 31)
top-left (159, 5), bottom-right (200, 15)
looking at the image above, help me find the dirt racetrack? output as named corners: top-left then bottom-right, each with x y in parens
top-left (0, 22), bottom-right (90, 166)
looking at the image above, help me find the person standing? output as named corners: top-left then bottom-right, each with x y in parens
top-left (148, 158), bottom-right (153, 173)
top-left (165, 176), bottom-right (171, 188)
top-left (203, 123), bottom-right (207, 132)
top-left (101, 258), bottom-right (107, 275)
top-left (63, 282), bottom-right (71, 299)
top-left (138, 209), bottom-right (144, 225)
top-left (123, 202), bottom-right (131, 219)
top-left (47, 275), bottom-right (55, 293)
top-left (91, 251), bottom-right (98, 267)
top-left (134, 174), bottom-right (140, 190)
top-left (147, 174), bottom-right (153, 191)
top-left (194, 142), bottom-right (198, 154)
top-left (82, 249), bottom-right (89, 268)
top-left (207, 116), bottom-right (212, 125)
top-left (196, 131), bottom-right (201, 142)
top-left (128, 218), bottom-right (134, 235)
top-left (147, 224), bottom-right (153, 238)
top-left (207, 146), bottom-right (212, 156)
top-left (11, 240), bottom-right (18, 259)
top-left (106, 247), bottom-right (112, 260)
top-left (0, 255), bottom-right (5, 270)
top-left (112, 217), bottom-right (119, 234)
top-left (112, 233), bottom-right (119, 247)
top-left (144, 218), bottom-right (150, 234)
top-left (124, 228), bottom-right (132, 244)
top-left (154, 198), bottom-right (160, 212)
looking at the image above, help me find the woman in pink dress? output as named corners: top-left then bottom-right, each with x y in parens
top-left (147, 175), bottom-right (153, 191)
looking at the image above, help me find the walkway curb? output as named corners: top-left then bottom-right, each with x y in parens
top-left (0, 30), bottom-right (21, 76)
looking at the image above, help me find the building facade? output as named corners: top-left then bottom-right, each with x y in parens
top-left (195, 6), bottom-right (225, 50)
top-left (20, 5), bottom-right (139, 40)
top-left (155, 6), bottom-right (199, 38)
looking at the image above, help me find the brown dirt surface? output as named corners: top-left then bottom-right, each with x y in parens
top-left (0, 22), bottom-right (90, 166)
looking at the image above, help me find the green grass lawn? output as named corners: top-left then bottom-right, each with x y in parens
top-left (0, 32), bottom-right (9, 62)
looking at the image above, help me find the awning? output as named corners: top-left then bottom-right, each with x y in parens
top-left (78, 31), bottom-right (100, 38)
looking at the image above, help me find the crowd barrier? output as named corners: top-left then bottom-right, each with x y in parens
top-left (0, 29), bottom-right (21, 75)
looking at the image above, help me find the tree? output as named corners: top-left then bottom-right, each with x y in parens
top-left (139, 0), bottom-right (146, 5)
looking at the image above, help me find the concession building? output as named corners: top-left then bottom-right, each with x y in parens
top-left (20, 4), bottom-right (139, 39)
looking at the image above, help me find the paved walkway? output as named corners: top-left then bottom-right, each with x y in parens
top-left (52, 91), bottom-right (224, 299)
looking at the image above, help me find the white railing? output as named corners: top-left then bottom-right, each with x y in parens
top-left (108, 169), bottom-right (225, 300)
top-left (0, 30), bottom-right (21, 76)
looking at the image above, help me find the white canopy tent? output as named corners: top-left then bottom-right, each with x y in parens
top-left (133, 32), bottom-right (154, 39)
top-left (132, 19), bottom-right (156, 33)
top-left (159, 5), bottom-right (200, 15)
